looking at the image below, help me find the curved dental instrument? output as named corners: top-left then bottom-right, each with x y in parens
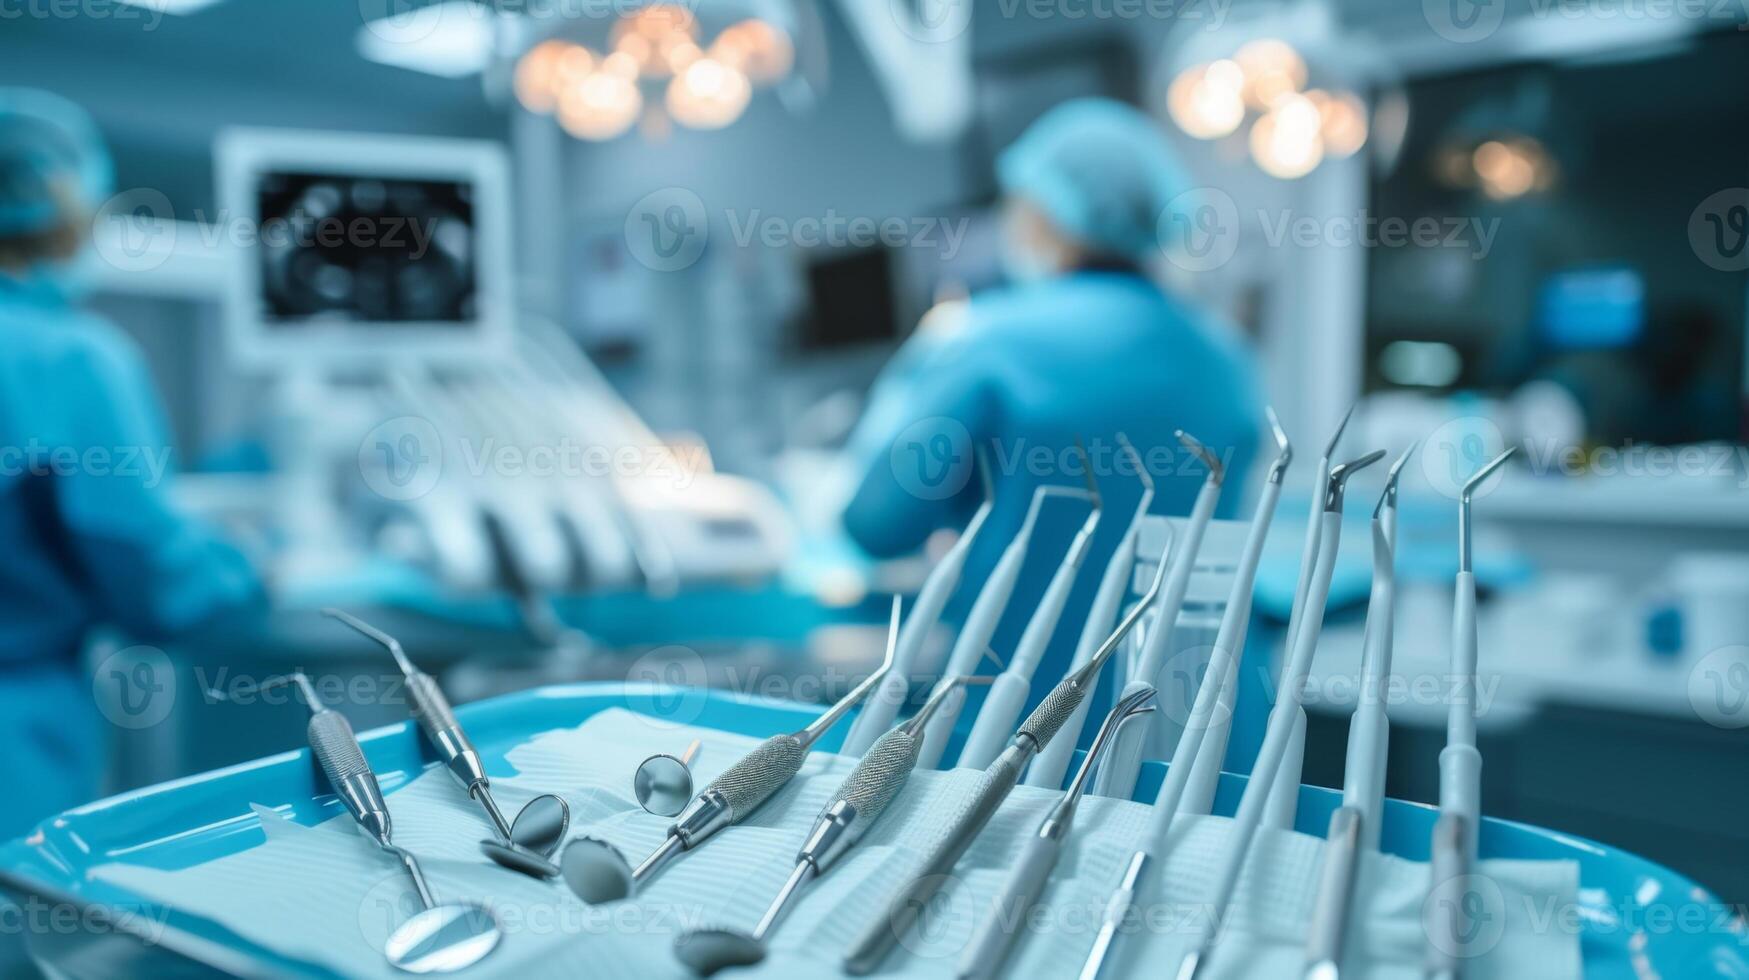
top-left (561, 598), bottom-right (904, 904)
top-left (1025, 435), bottom-right (1155, 790)
top-left (841, 453), bottom-right (995, 756)
top-left (1077, 410), bottom-right (1291, 980)
top-left (914, 480), bottom-right (1100, 770)
top-left (1092, 429), bottom-right (1225, 800)
top-left (322, 610), bottom-right (573, 861)
top-left (216, 673), bottom-right (502, 974)
top-left (636, 739), bottom-right (703, 818)
top-left (1303, 443), bottom-right (1416, 980)
top-left (958, 687), bottom-right (1158, 980)
top-left (673, 675), bottom-right (992, 976)
top-left (1263, 403), bottom-right (1357, 830)
top-left (1176, 448), bottom-right (1384, 980)
top-left (1425, 447), bottom-right (1515, 980)
top-left (956, 440), bottom-right (1103, 769)
top-left (843, 543), bottom-right (1175, 975)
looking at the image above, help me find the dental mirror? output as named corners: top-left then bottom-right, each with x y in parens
top-left (384, 903), bottom-right (502, 974)
top-left (479, 839), bottom-right (559, 879)
top-left (675, 928), bottom-right (766, 976)
top-left (561, 836), bottom-right (636, 904)
top-left (635, 739), bottom-right (702, 818)
top-left (508, 794), bottom-right (570, 858)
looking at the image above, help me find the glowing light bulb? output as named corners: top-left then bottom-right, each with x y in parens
top-left (514, 40), bottom-right (576, 114)
top-left (601, 50), bottom-right (640, 80)
top-left (708, 19), bottom-right (795, 85)
top-left (1250, 92), bottom-right (1324, 178)
top-left (1234, 38), bottom-right (1306, 109)
top-left (558, 70), bottom-right (642, 140)
top-left (666, 57), bottom-right (751, 129)
top-left (1167, 63), bottom-right (1244, 140)
top-left (1308, 89), bottom-right (1368, 158)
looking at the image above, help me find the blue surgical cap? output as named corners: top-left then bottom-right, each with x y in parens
top-left (0, 89), bottom-right (113, 236)
top-left (997, 98), bottom-right (1190, 262)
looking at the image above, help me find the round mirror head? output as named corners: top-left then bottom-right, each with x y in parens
top-left (634, 753), bottom-right (696, 817)
top-left (479, 840), bottom-right (558, 880)
top-left (560, 836), bottom-right (635, 904)
top-left (508, 794), bottom-right (570, 858)
top-left (674, 928), bottom-right (766, 976)
top-left (384, 904), bottom-right (501, 974)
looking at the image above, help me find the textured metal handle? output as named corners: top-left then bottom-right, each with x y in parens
top-left (307, 709), bottom-right (371, 787)
top-left (404, 672), bottom-right (460, 733)
top-left (835, 727), bottom-right (920, 824)
top-left (1017, 680), bottom-right (1087, 749)
top-left (704, 734), bottom-right (807, 819)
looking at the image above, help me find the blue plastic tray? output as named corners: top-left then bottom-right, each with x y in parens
top-left (1, 683), bottom-right (1741, 977)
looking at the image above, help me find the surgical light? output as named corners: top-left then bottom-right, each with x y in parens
top-left (1249, 92), bottom-right (1324, 179)
top-left (558, 71), bottom-right (642, 141)
top-left (666, 57), bottom-right (752, 130)
top-left (1167, 62), bottom-right (1245, 140)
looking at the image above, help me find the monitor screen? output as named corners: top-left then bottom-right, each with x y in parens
top-left (254, 171), bottom-right (478, 327)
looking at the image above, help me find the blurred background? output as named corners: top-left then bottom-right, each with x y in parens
top-left (1, 0), bottom-right (1746, 913)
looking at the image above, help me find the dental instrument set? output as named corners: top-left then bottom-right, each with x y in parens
top-left (213, 672), bottom-right (502, 974)
top-left (1425, 447), bottom-right (1515, 980)
top-left (914, 478), bottom-right (1100, 770)
top-left (839, 455), bottom-right (996, 756)
top-left (673, 674), bottom-right (992, 976)
top-left (1174, 448), bottom-right (1384, 980)
top-left (635, 739), bottom-right (703, 818)
top-left (955, 443), bottom-right (1103, 768)
top-left (957, 685), bottom-right (1159, 980)
top-left (843, 538), bottom-right (1176, 975)
top-left (1092, 429), bottom-right (1226, 800)
top-left (1023, 435), bottom-right (1155, 791)
top-left (559, 597), bottom-right (903, 904)
top-left (1303, 442), bottom-right (1415, 980)
top-left (1076, 410), bottom-right (1291, 980)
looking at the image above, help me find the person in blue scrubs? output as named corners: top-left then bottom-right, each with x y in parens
top-left (0, 90), bottom-right (263, 839)
top-left (840, 98), bottom-right (1262, 719)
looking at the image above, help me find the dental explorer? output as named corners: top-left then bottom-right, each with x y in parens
top-left (561, 597), bottom-right (904, 904)
top-left (840, 453), bottom-right (995, 756)
top-left (636, 739), bottom-right (703, 818)
top-left (1303, 442), bottom-right (1415, 980)
top-left (214, 672), bottom-right (502, 973)
top-left (1077, 409), bottom-right (1290, 980)
top-left (843, 539), bottom-right (1175, 975)
top-left (914, 477), bottom-right (1100, 770)
top-left (1425, 447), bottom-right (1515, 980)
top-left (957, 686), bottom-right (1159, 980)
top-left (1175, 448), bottom-right (1384, 980)
top-left (1092, 429), bottom-right (1226, 799)
top-left (1025, 435), bottom-right (1155, 790)
top-left (1264, 402), bottom-right (1357, 830)
top-left (956, 440), bottom-right (1103, 769)
top-left (673, 674), bottom-right (992, 976)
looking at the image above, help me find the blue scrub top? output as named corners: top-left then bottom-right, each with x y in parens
top-left (842, 271), bottom-right (1262, 728)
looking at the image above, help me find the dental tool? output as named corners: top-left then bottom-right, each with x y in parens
top-left (323, 610), bottom-right (571, 857)
top-left (1175, 449), bottom-right (1384, 980)
top-left (841, 453), bottom-right (994, 756)
top-left (1092, 430), bottom-right (1225, 800)
top-left (914, 480), bottom-right (1099, 770)
top-left (1263, 403), bottom-right (1356, 830)
top-left (955, 442), bottom-right (1102, 769)
top-left (214, 673), bottom-right (502, 974)
top-left (1303, 443), bottom-right (1416, 980)
top-left (561, 598), bottom-right (904, 905)
top-left (1025, 435), bottom-right (1155, 790)
top-left (843, 543), bottom-right (1174, 976)
top-left (957, 687), bottom-right (1158, 980)
top-left (1077, 410), bottom-right (1291, 980)
top-left (1425, 448), bottom-right (1515, 980)
top-left (673, 675), bottom-right (992, 977)
top-left (636, 739), bottom-right (703, 818)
